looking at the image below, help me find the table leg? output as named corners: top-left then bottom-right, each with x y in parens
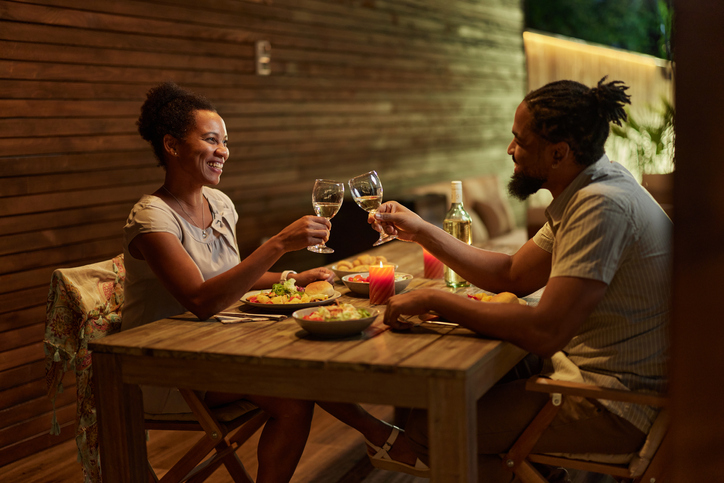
top-left (428, 377), bottom-right (477, 482)
top-left (93, 352), bottom-right (147, 483)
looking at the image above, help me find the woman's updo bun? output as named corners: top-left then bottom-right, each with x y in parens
top-left (137, 82), bottom-right (216, 167)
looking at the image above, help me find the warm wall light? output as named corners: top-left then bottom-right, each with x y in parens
top-left (523, 31), bottom-right (666, 69)
top-left (256, 40), bottom-right (271, 75)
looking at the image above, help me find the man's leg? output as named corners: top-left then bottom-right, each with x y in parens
top-left (406, 378), bottom-right (646, 483)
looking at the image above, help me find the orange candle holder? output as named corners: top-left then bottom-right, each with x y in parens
top-left (369, 263), bottom-right (395, 305)
top-left (423, 249), bottom-right (444, 279)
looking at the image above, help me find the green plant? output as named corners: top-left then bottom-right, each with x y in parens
top-left (609, 98), bottom-right (675, 177)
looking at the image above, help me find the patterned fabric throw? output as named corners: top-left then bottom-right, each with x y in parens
top-left (44, 255), bottom-right (125, 483)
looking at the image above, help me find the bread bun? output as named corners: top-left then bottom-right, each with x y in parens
top-left (489, 292), bottom-right (520, 304)
top-left (304, 280), bottom-right (335, 297)
top-left (356, 254), bottom-right (375, 266)
top-left (336, 261), bottom-right (354, 270)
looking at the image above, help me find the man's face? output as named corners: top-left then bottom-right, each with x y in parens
top-left (506, 102), bottom-right (550, 201)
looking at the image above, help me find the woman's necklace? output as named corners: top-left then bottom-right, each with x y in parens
top-left (162, 186), bottom-right (208, 238)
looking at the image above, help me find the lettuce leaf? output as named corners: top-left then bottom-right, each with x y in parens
top-left (271, 278), bottom-right (299, 296)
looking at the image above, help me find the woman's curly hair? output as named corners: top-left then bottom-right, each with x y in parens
top-left (523, 76), bottom-right (631, 166)
top-left (137, 82), bottom-right (216, 167)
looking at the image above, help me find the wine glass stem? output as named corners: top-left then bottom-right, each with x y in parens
top-left (371, 210), bottom-right (397, 246)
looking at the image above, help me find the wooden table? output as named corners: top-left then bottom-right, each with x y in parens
top-left (90, 241), bottom-right (527, 482)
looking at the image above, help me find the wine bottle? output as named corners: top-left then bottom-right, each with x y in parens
top-left (443, 181), bottom-right (472, 288)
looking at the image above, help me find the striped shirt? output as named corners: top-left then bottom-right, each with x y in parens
top-left (533, 155), bottom-right (672, 434)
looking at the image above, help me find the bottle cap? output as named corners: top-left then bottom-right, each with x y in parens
top-left (450, 181), bottom-right (463, 204)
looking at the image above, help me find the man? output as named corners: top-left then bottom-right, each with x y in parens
top-left (371, 78), bottom-right (672, 481)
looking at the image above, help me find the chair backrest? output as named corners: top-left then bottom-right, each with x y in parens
top-left (44, 255), bottom-right (125, 483)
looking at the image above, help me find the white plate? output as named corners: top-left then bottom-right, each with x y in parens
top-left (240, 290), bottom-right (342, 309)
top-left (292, 306), bottom-right (379, 337)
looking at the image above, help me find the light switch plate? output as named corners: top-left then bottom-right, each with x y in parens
top-left (256, 40), bottom-right (271, 76)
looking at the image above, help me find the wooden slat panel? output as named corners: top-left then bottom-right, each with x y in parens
top-left (0, 360), bottom-right (47, 391)
top-left (0, 389), bottom-right (76, 430)
top-left (0, 342), bottom-right (45, 373)
top-left (0, 324), bottom-right (44, 353)
top-left (0, 238), bottom-right (124, 276)
top-left (0, 419), bottom-right (75, 469)
top-left (0, 151), bottom-right (155, 177)
top-left (0, 404), bottom-right (75, 449)
top-left (1, 378), bottom-right (50, 411)
top-left (0, 220), bottom-right (126, 257)
top-left (0, 307), bottom-right (46, 333)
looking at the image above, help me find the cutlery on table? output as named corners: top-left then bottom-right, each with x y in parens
top-left (215, 312), bottom-right (288, 324)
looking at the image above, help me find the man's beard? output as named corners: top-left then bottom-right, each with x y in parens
top-left (508, 172), bottom-right (546, 201)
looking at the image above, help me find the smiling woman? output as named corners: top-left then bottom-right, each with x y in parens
top-left (121, 81), bottom-right (340, 483)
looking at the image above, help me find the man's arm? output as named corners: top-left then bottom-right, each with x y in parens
top-left (384, 275), bottom-right (606, 357)
top-left (373, 201), bottom-right (551, 295)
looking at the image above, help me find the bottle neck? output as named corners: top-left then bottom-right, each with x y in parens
top-left (450, 183), bottom-right (463, 205)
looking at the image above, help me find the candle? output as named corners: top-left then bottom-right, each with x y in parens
top-left (369, 263), bottom-right (395, 305)
top-left (423, 249), bottom-right (444, 279)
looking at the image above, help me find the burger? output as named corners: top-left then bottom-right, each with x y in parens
top-left (304, 280), bottom-right (335, 298)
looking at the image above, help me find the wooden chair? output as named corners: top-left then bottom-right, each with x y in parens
top-left (502, 377), bottom-right (669, 483)
top-left (44, 255), bottom-right (267, 482)
top-left (144, 391), bottom-right (267, 482)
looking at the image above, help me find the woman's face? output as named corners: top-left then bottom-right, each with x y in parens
top-left (175, 110), bottom-right (229, 186)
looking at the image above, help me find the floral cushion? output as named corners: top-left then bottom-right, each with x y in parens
top-left (44, 255), bottom-right (125, 483)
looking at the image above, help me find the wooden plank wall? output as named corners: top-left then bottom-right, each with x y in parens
top-left (0, 0), bottom-right (526, 467)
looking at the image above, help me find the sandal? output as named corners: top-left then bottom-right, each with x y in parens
top-left (365, 426), bottom-right (430, 478)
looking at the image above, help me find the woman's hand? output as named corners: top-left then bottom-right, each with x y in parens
top-left (382, 289), bottom-right (437, 329)
top-left (273, 215), bottom-right (331, 252)
top-left (293, 267), bottom-right (335, 286)
top-left (367, 202), bottom-right (428, 242)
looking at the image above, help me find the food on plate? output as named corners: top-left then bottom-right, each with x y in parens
top-left (335, 254), bottom-right (388, 272)
top-left (301, 303), bottom-right (372, 321)
top-left (468, 291), bottom-right (527, 305)
top-left (248, 279), bottom-right (333, 304)
top-left (304, 280), bottom-right (335, 298)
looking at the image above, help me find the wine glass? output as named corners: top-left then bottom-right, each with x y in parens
top-left (307, 179), bottom-right (344, 254)
top-left (348, 170), bottom-right (397, 246)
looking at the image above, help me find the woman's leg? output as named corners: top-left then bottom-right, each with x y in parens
top-left (316, 401), bottom-right (420, 466)
top-left (206, 392), bottom-right (314, 483)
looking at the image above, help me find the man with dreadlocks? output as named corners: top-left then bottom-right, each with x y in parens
top-left (368, 77), bottom-right (672, 481)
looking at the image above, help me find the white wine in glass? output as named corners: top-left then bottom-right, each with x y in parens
top-left (348, 170), bottom-right (397, 246)
top-left (308, 179), bottom-right (344, 254)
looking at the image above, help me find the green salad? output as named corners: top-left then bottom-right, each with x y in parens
top-left (270, 278), bottom-right (301, 296)
top-left (302, 304), bottom-right (372, 322)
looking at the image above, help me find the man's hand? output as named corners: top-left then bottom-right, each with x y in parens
top-left (382, 289), bottom-right (437, 329)
top-left (367, 201), bottom-right (429, 242)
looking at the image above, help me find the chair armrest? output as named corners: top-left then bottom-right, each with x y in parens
top-left (526, 377), bottom-right (667, 407)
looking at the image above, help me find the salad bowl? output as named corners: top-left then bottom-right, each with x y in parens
top-left (291, 306), bottom-right (378, 337)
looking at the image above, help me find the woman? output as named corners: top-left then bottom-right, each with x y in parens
top-left (124, 81), bottom-right (333, 482)
top-left (126, 82), bottom-right (427, 481)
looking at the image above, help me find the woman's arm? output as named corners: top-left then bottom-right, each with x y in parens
top-left (130, 215), bottom-right (333, 320)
